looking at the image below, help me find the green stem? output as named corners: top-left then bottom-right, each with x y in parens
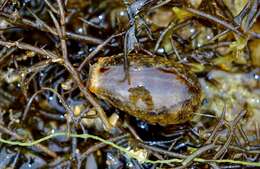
top-left (0, 132), bottom-right (259, 167)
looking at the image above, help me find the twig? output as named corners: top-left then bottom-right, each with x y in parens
top-left (213, 110), bottom-right (247, 159)
top-left (250, 32), bottom-right (260, 39)
top-left (209, 29), bottom-right (230, 42)
top-left (199, 41), bottom-right (232, 50)
top-left (255, 122), bottom-right (260, 143)
top-left (0, 47), bottom-right (16, 67)
top-left (10, 151), bottom-right (20, 169)
top-left (185, 8), bottom-right (243, 36)
top-left (55, 0), bottom-right (112, 131)
top-left (0, 12), bottom-right (103, 45)
top-left (0, 0), bottom-right (8, 10)
top-left (0, 123), bottom-right (57, 158)
top-left (31, 107), bottom-right (65, 121)
top-left (242, 0), bottom-right (258, 32)
top-left (154, 20), bottom-right (191, 52)
top-left (1, 132), bottom-right (260, 167)
top-left (158, 137), bottom-right (180, 168)
top-left (66, 31), bottom-right (103, 44)
top-left (170, 37), bottom-right (181, 60)
top-left (79, 17), bottom-right (104, 29)
top-left (27, 8), bottom-right (57, 35)
top-left (234, 1), bottom-right (250, 25)
top-left (44, 0), bottom-right (59, 14)
top-left (206, 105), bottom-right (226, 144)
top-left (237, 124), bottom-right (249, 146)
top-left (182, 144), bottom-right (218, 166)
top-left (22, 87), bottom-right (74, 121)
top-left (80, 134), bottom-right (129, 160)
top-left (214, 0), bottom-right (234, 21)
top-left (78, 32), bottom-right (125, 71)
top-left (0, 38), bottom-right (112, 131)
top-left (124, 121), bottom-right (143, 141)
top-left (0, 40), bottom-right (59, 60)
top-left (138, 142), bottom-right (187, 159)
top-left (149, 0), bottom-right (172, 12)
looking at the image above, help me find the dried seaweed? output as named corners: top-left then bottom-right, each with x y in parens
top-left (0, 0), bottom-right (259, 168)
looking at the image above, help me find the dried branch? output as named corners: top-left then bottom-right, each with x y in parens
top-left (185, 8), bottom-right (243, 36)
top-left (0, 123), bottom-right (57, 158)
top-left (0, 12), bottom-right (103, 44)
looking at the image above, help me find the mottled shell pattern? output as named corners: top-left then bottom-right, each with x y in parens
top-left (88, 54), bottom-right (201, 125)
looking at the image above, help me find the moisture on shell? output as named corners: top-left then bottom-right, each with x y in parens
top-left (88, 54), bottom-right (202, 125)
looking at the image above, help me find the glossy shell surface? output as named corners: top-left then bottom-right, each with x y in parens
top-left (88, 54), bottom-right (201, 125)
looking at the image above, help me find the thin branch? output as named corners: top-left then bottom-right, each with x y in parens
top-left (22, 87), bottom-right (74, 121)
top-left (138, 142), bottom-right (187, 159)
top-left (213, 110), bottom-right (247, 159)
top-left (1, 132), bottom-right (260, 167)
top-left (0, 123), bottom-right (57, 158)
top-left (182, 144), bottom-right (218, 166)
top-left (214, 0), bottom-right (234, 21)
top-left (154, 20), bottom-right (191, 52)
top-left (78, 32), bottom-right (125, 71)
top-left (27, 8), bottom-right (57, 35)
top-left (0, 12), bottom-right (103, 45)
top-left (80, 134), bottom-right (129, 160)
top-left (0, 0), bottom-right (8, 11)
top-left (0, 38), bottom-right (111, 131)
top-left (206, 106), bottom-right (226, 144)
top-left (55, 0), bottom-right (112, 131)
top-left (185, 8), bottom-right (243, 36)
top-left (0, 40), bottom-right (60, 60)
top-left (44, 0), bottom-right (59, 14)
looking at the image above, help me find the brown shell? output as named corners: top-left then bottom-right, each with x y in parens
top-left (88, 54), bottom-right (201, 125)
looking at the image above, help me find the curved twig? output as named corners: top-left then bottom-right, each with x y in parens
top-left (185, 8), bottom-right (244, 36)
top-left (22, 87), bottom-right (74, 121)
